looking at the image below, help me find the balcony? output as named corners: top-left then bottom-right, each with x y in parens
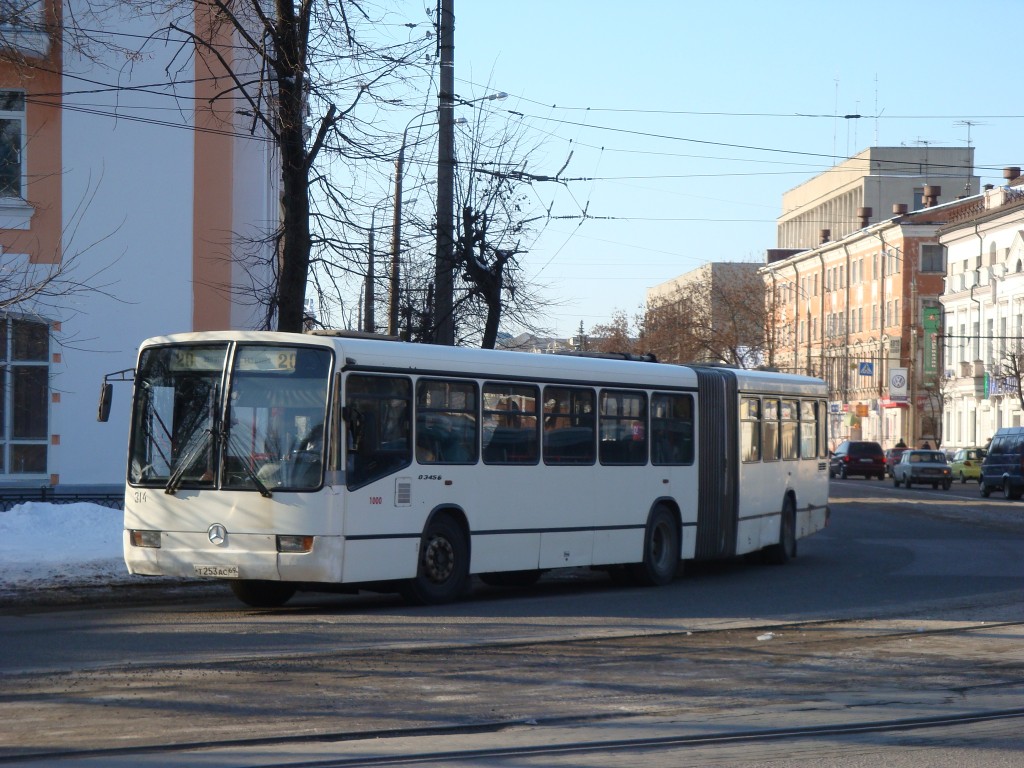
top-left (958, 360), bottom-right (985, 379)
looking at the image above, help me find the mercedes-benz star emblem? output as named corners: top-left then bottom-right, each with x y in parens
top-left (208, 523), bottom-right (227, 546)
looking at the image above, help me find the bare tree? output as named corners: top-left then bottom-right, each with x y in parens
top-left (90, 0), bottom-right (434, 332)
top-left (642, 291), bottom-right (703, 364)
top-left (588, 309), bottom-right (640, 355)
top-left (396, 96), bottom-right (550, 348)
top-left (999, 341), bottom-right (1024, 413)
top-left (642, 264), bottom-right (767, 367)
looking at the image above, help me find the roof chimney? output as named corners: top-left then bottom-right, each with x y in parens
top-left (856, 207), bottom-right (872, 228)
top-left (892, 203), bottom-right (908, 215)
top-left (922, 185), bottom-right (941, 207)
top-left (819, 229), bottom-right (831, 245)
top-left (1005, 167), bottom-right (1022, 186)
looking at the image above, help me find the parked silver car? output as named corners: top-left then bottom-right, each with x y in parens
top-left (892, 449), bottom-right (952, 490)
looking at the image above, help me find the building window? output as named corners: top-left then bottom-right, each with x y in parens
top-left (0, 316), bottom-right (49, 476)
top-left (0, 90), bottom-right (25, 199)
top-left (921, 244), bottom-right (945, 273)
top-left (0, 0), bottom-right (44, 27)
top-left (0, 1), bottom-right (48, 57)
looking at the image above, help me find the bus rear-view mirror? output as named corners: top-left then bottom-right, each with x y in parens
top-left (97, 382), bottom-right (113, 422)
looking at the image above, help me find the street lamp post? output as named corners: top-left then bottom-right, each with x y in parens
top-left (388, 111), bottom-right (463, 338)
top-left (389, 90), bottom-right (507, 340)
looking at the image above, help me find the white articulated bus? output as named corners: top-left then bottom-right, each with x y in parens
top-left (118, 331), bottom-right (830, 607)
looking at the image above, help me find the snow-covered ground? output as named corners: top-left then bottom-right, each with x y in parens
top-left (0, 502), bottom-right (128, 594)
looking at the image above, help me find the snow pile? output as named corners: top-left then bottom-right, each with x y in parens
top-left (0, 502), bottom-right (128, 592)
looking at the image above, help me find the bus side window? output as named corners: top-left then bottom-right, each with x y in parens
top-left (818, 399), bottom-right (829, 458)
top-left (599, 389), bottom-right (647, 465)
top-left (651, 393), bottom-right (694, 466)
top-left (416, 379), bottom-right (478, 464)
top-left (543, 386), bottom-right (596, 465)
top-left (482, 383), bottom-right (539, 464)
top-left (740, 397), bottom-right (761, 462)
top-left (799, 400), bottom-right (817, 458)
top-left (345, 374), bottom-right (412, 489)
top-left (780, 399), bottom-right (798, 460)
top-left (763, 399), bottom-right (781, 462)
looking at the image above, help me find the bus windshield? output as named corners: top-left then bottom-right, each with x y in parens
top-left (128, 343), bottom-right (332, 492)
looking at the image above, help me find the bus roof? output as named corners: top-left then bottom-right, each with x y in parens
top-left (138, 331), bottom-right (827, 396)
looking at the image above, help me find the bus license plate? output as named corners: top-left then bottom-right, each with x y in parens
top-left (193, 565), bottom-right (239, 578)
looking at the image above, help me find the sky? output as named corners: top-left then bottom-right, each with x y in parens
top-left (430, 0), bottom-right (1024, 338)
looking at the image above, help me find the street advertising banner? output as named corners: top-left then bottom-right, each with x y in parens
top-left (889, 367), bottom-right (908, 403)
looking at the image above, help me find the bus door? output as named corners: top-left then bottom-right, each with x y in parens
top-left (693, 367), bottom-right (739, 559)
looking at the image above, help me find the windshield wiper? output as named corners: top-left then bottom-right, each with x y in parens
top-left (165, 429), bottom-right (214, 495)
top-left (226, 432), bottom-right (274, 498)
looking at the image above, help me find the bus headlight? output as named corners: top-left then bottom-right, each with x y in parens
top-left (130, 530), bottom-right (162, 548)
top-left (277, 535), bottom-right (314, 553)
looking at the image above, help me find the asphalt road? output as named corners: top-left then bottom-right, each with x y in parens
top-left (1, 478), bottom-right (1023, 766)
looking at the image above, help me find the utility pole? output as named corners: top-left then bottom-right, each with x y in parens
top-left (364, 211), bottom-right (376, 334)
top-left (433, 0), bottom-right (456, 345)
top-left (389, 145), bottom-right (405, 336)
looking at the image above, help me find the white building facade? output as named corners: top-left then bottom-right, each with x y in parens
top-left (940, 181), bottom-right (1024, 449)
top-left (1, 0), bottom-right (277, 488)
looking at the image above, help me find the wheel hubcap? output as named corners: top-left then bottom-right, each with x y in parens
top-left (423, 536), bottom-right (455, 583)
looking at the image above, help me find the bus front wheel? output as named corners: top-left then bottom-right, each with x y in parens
top-left (229, 579), bottom-right (296, 608)
top-left (629, 506), bottom-right (680, 587)
top-left (401, 515), bottom-right (469, 605)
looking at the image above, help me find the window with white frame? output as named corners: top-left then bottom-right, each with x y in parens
top-left (0, 1), bottom-right (48, 57)
top-left (0, 90), bottom-right (25, 199)
top-left (0, 316), bottom-right (49, 476)
top-left (1, 0), bottom-right (42, 20)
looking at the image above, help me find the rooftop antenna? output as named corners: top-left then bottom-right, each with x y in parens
top-left (914, 138), bottom-right (935, 183)
top-left (833, 78), bottom-right (839, 162)
top-left (955, 120), bottom-right (986, 194)
top-left (873, 74), bottom-right (879, 145)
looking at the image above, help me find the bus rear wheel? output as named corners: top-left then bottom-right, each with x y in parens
top-left (628, 506), bottom-right (680, 587)
top-left (764, 497), bottom-right (797, 565)
top-left (229, 579), bottom-right (296, 608)
top-left (401, 515), bottom-right (469, 605)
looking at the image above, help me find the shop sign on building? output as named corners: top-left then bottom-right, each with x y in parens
top-left (923, 307), bottom-right (941, 376)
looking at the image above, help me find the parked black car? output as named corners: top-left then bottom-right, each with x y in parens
top-left (829, 440), bottom-right (886, 479)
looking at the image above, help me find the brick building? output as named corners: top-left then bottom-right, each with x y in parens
top-left (762, 198), bottom-right (973, 449)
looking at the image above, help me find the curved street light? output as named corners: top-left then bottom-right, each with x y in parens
top-left (388, 91), bottom-right (508, 338)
